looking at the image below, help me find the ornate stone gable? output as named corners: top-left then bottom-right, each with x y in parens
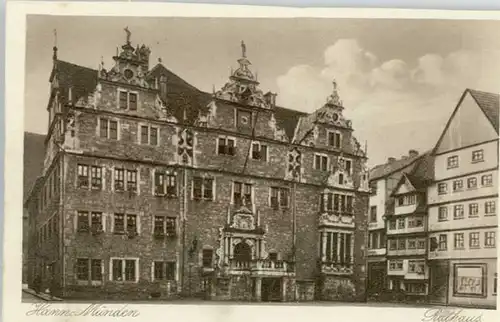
top-left (214, 41), bottom-right (273, 109)
top-left (315, 80), bottom-right (352, 129)
top-left (98, 27), bottom-right (152, 89)
top-left (358, 160), bottom-right (370, 192)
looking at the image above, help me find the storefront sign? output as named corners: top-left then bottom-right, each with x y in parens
top-left (453, 264), bottom-right (486, 297)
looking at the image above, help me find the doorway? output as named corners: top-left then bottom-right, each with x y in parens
top-left (429, 262), bottom-right (449, 304)
top-left (234, 241), bottom-right (252, 266)
top-left (367, 262), bottom-right (386, 297)
top-left (261, 277), bottom-right (282, 302)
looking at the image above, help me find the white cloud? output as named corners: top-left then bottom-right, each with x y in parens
top-left (276, 39), bottom-right (500, 166)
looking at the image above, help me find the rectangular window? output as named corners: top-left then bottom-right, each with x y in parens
top-left (112, 259), bottom-right (123, 281)
top-left (398, 239), bottom-right (406, 250)
top-left (119, 91), bottom-right (128, 109)
top-left (76, 258), bottom-right (89, 280)
top-left (233, 182), bottom-right (251, 205)
top-left (314, 154), bottom-right (328, 171)
top-left (155, 172), bottom-right (165, 196)
top-left (485, 232), bottom-right (496, 247)
top-left (438, 234), bottom-right (447, 251)
top-left (162, 217), bottom-right (174, 236)
top-left (126, 170), bottom-right (137, 192)
top-left (327, 131), bottom-right (342, 148)
top-left (389, 220), bottom-right (396, 230)
top-left (453, 205), bottom-right (464, 220)
top-left (438, 183), bottom-right (448, 195)
top-left (153, 261), bottom-right (176, 281)
top-left (417, 239), bottom-right (426, 249)
top-left (141, 126), bottom-right (149, 144)
top-left (129, 93), bottom-right (137, 110)
top-left (154, 216), bottom-right (165, 235)
top-left (124, 260), bottom-right (136, 281)
top-left (389, 239), bottom-right (397, 250)
top-left (218, 137), bottom-right (236, 156)
top-left (100, 118), bottom-right (109, 138)
top-left (77, 211), bottom-right (90, 232)
top-left (438, 206), bottom-right (448, 221)
top-left (113, 213), bottom-right (125, 233)
top-left (398, 218), bottom-right (405, 229)
top-left (454, 233), bottom-right (465, 249)
top-left (408, 239), bottom-right (417, 249)
top-left (485, 201), bottom-right (496, 215)
top-left (114, 168), bottom-right (125, 191)
top-left (91, 259), bottom-right (102, 281)
top-left (126, 214), bottom-right (137, 234)
top-left (467, 177), bottom-right (477, 189)
top-left (408, 260), bottom-right (425, 274)
top-left (270, 187), bottom-right (289, 209)
top-left (469, 232), bottom-right (480, 248)
top-left (90, 166), bottom-right (102, 190)
top-left (90, 212), bottom-right (103, 231)
top-left (139, 125), bottom-right (158, 145)
top-left (370, 206), bottom-right (377, 222)
top-left (481, 174), bottom-right (493, 187)
top-left (166, 174), bottom-right (177, 197)
top-left (192, 177), bottom-right (214, 201)
top-left (77, 164), bottom-right (89, 188)
top-left (154, 261), bottom-right (164, 280)
top-left (469, 203), bottom-right (479, 217)
top-left (118, 91), bottom-right (138, 110)
top-left (447, 155), bottom-right (459, 169)
top-left (100, 118), bottom-right (118, 140)
top-left (472, 150), bottom-right (484, 163)
top-left (453, 180), bottom-right (463, 192)
top-left (202, 249), bottom-right (213, 268)
top-left (251, 142), bottom-right (268, 161)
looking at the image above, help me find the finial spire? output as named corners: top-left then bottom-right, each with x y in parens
top-left (241, 40), bottom-right (246, 58)
top-left (52, 29), bottom-right (58, 60)
top-left (124, 26), bottom-right (131, 44)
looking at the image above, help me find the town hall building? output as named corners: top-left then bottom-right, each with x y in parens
top-left (25, 29), bottom-right (370, 301)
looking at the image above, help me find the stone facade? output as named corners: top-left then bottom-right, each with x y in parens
top-left (25, 32), bottom-right (369, 301)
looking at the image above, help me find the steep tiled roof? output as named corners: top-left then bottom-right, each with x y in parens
top-left (24, 132), bottom-right (46, 202)
top-left (272, 106), bottom-right (307, 142)
top-left (369, 152), bottom-right (425, 181)
top-left (51, 60), bottom-right (99, 105)
top-left (468, 89), bottom-right (499, 133)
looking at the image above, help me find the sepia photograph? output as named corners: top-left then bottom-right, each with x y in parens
top-left (4, 2), bottom-right (500, 321)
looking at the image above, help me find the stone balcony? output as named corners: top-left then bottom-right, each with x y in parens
top-left (227, 259), bottom-right (294, 276)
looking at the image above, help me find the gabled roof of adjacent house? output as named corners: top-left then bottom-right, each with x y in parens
top-left (391, 152), bottom-right (435, 196)
top-left (50, 60), bottom-right (99, 106)
top-left (24, 132), bottom-right (46, 203)
top-left (369, 152), bottom-right (425, 182)
top-left (468, 89), bottom-right (499, 133)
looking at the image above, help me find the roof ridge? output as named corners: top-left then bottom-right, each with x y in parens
top-left (56, 59), bottom-right (98, 72)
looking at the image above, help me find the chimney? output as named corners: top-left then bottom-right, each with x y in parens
top-left (409, 150), bottom-right (419, 158)
top-left (387, 157), bottom-right (396, 164)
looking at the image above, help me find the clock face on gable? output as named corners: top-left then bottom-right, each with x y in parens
top-left (124, 69), bottom-right (134, 79)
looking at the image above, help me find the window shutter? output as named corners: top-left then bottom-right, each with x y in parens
top-left (102, 166), bottom-right (107, 190)
top-left (151, 262), bottom-right (155, 282)
top-left (108, 259), bottom-right (113, 281)
top-left (101, 213), bottom-right (107, 232)
top-left (151, 169), bottom-right (155, 195)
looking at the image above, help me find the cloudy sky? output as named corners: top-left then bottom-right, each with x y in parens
top-left (25, 16), bottom-right (500, 166)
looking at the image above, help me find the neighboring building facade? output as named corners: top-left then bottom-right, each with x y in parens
top-left (25, 32), bottom-right (370, 301)
top-left (367, 151), bottom-right (424, 298)
top-left (427, 89), bottom-right (498, 309)
top-left (386, 153), bottom-right (433, 303)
